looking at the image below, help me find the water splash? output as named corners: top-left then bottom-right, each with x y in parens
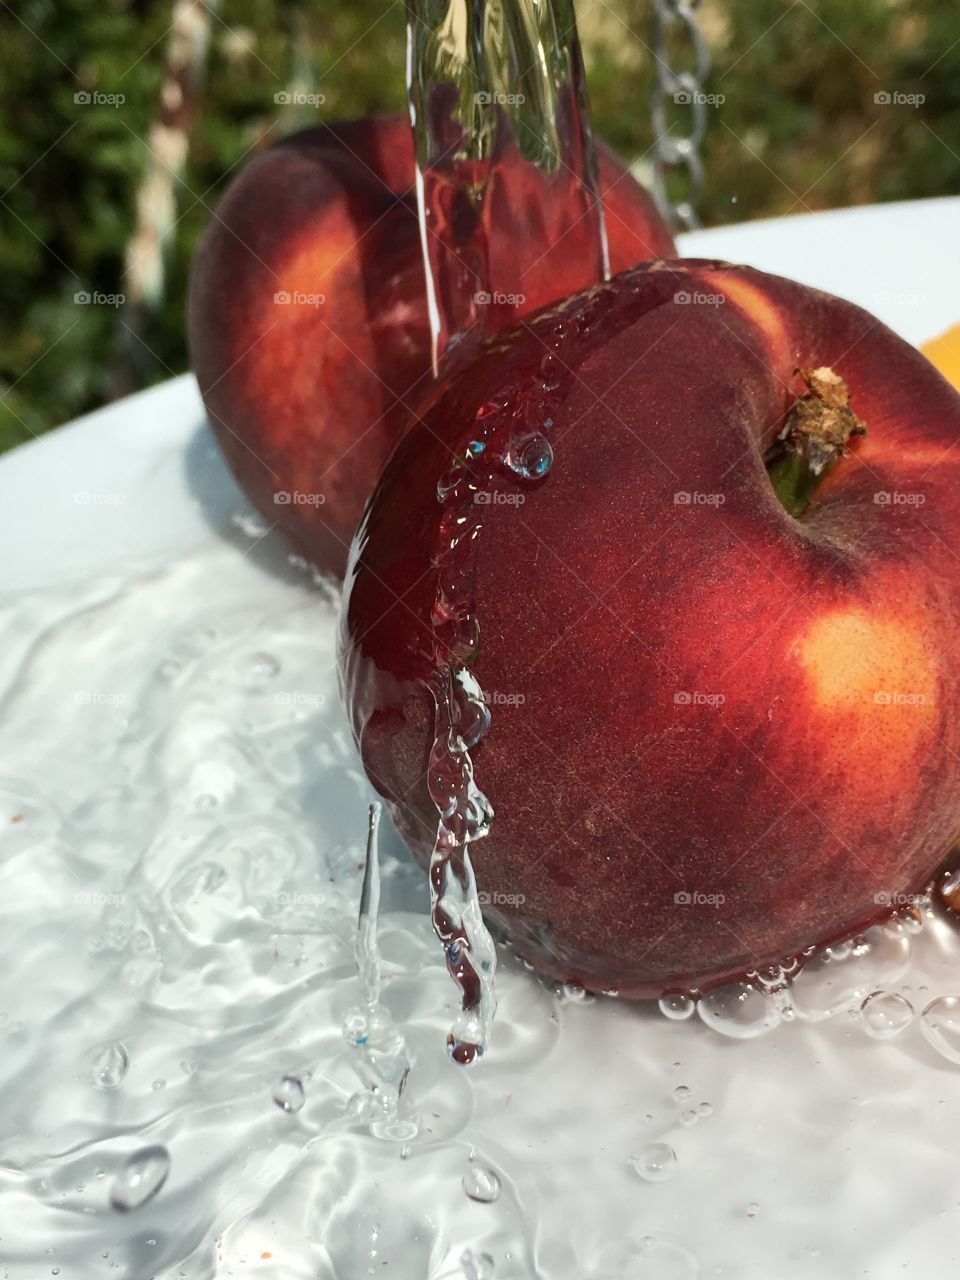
top-left (405, 0), bottom-right (609, 370)
top-left (344, 803), bottom-right (416, 1136)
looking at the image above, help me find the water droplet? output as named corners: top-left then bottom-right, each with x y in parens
top-left (110, 1145), bottom-right (170, 1212)
top-left (659, 993), bottom-right (695, 1020)
top-left (84, 1041), bottom-right (129, 1090)
top-left (504, 431), bottom-right (553, 481)
top-left (152, 1078), bottom-right (166, 1091)
top-left (461, 1249), bottom-right (495, 1280)
top-left (746, 1201), bottom-right (760, 1218)
top-left (272, 1074), bottom-right (306, 1113)
top-left (679, 1109), bottom-right (699, 1127)
top-left (859, 990), bottom-right (914, 1039)
top-left (697, 1101), bottom-right (713, 1118)
top-left (697, 982), bottom-right (781, 1038)
top-left (462, 1163), bottom-right (502, 1203)
top-left (920, 995), bottom-right (960, 1064)
top-left (673, 1084), bottom-right (692, 1101)
top-left (629, 1142), bottom-right (678, 1183)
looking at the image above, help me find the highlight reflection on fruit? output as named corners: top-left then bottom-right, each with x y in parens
top-left (340, 259), bottom-right (960, 998)
top-left (188, 114), bottom-right (674, 578)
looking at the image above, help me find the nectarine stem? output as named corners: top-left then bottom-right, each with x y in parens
top-left (766, 366), bottom-right (866, 517)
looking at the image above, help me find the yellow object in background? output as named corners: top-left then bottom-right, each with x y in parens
top-left (922, 325), bottom-right (960, 391)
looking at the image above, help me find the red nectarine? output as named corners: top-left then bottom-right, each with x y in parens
top-left (188, 115), bottom-right (674, 577)
top-left (340, 259), bottom-right (960, 997)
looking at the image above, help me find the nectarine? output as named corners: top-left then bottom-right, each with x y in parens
top-left (340, 259), bottom-right (960, 997)
top-left (188, 115), bottom-right (674, 577)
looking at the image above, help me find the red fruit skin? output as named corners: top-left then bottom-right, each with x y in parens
top-left (340, 259), bottom-right (960, 997)
top-left (188, 114), bottom-right (674, 579)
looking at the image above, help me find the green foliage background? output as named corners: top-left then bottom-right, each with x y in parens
top-left (1, 0), bottom-right (957, 451)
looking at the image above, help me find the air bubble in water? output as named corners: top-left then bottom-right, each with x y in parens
top-left (659, 993), bottom-right (695, 1021)
top-left (859, 990), bottom-right (914, 1040)
top-left (461, 1249), bottom-right (495, 1280)
top-left (629, 1142), bottom-right (678, 1183)
top-left (462, 1163), bottom-right (502, 1203)
top-left (84, 1041), bottom-right (129, 1090)
top-left (272, 1075), bottom-right (305, 1113)
top-left (920, 995), bottom-right (960, 1064)
top-left (110, 1145), bottom-right (170, 1212)
top-left (504, 431), bottom-right (553, 481)
top-left (697, 982), bottom-right (781, 1038)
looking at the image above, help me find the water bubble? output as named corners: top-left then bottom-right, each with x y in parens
top-left (245, 652), bottom-right (280, 682)
top-left (462, 1163), bottom-right (502, 1203)
top-left (673, 1084), bottom-right (692, 1101)
top-left (461, 1249), bottom-right (495, 1280)
top-left (746, 1202), bottom-right (760, 1218)
top-left (555, 981), bottom-right (594, 1004)
top-left (272, 1075), bottom-right (306, 1113)
top-left (920, 996), bottom-right (960, 1064)
top-left (859, 990), bottom-right (914, 1040)
top-left (697, 1101), bottom-right (713, 1118)
top-left (110, 1145), bottom-right (170, 1212)
top-left (679, 1109), bottom-right (699, 1127)
top-left (152, 1079), bottom-right (166, 1091)
top-left (629, 1142), bottom-right (678, 1183)
top-left (504, 431), bottom-right (553, 481)
top-left (697, 982), bottom-right (781, 1038)
top-left (84, 1041), bottom-right (129, 1090)
top-left (659, 993), bottom-right (695, 1021)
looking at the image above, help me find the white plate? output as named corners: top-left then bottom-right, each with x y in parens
top-left (2, 199), bottom-right (960, 1280)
